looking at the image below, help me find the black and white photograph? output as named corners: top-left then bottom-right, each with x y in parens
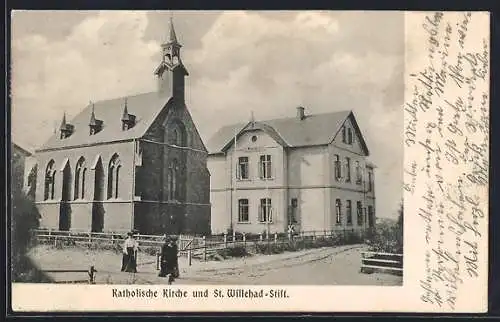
top-left (9, 10), bottom-right (489, 313)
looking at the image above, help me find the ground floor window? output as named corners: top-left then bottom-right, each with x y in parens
top-left (335, 199), bottom-right (342, 225)
top-left (238, 199), bottom-right (249, 222)
top-left (259, 198), bottom-right (272, 222)
top-left (357, 201), bottom-right (363, 226)
top-left (346, 200), bottom-right (352, 225)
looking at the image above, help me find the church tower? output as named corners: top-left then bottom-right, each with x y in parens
top-left (154, 17), bottom-right (189, 103)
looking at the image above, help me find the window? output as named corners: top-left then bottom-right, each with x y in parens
top-left (342, 126), bottom-right (347, 143)
top-left (368, 171), bottom-right (373, 191)
top-left (357, 201), bottom-right (363, 225)
top-left (167, 159), bottom-right (179, 200)
top-left (259, 155), bottom-right (272, 179)
top-left (259, 198), bottom-right (272, 222)
top-left (368, 206), bottom-right (375, 227)
top-left (237, 157), bottom-right (249, 180)
top-left (335, 199), bottom-right (342, 225)
top-left (346, 200), bottom-right (352, 225)
top-left (334, 155), bottom-right (341, 180)
top-left (345, 157), bottom-right (351, 182)
top-left (238, 199), bottom-right (249, 222)
top-left (44, 160), bottom-right (56, 200)
top-left (356, 161), bottom-right (362, 185)
top-left (251, 135), bottom-right (257, 142)
top-left (74, 157), bottom-right (87, 200)
top-left (107, 154), bottom-right (121, 199)
top-left (347, 128), bottom-right (353, 144)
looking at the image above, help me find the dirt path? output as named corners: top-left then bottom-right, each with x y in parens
top-left (28, 244), bottom-right (402, 286)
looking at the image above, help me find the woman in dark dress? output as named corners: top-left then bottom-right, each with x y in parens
top-left (158, 236), bottom-right (178, 283)
top-left (121, 232), bottom-right (138, 273)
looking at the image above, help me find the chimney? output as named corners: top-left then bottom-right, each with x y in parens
top-left (296, 106), bottom-right (305, 120)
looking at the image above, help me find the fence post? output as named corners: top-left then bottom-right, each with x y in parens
top-left (288, 231), bottom-right (292, 241)
top-left (324, 230), bottom-right (327, 239)
top-left (232, 230), bottom-right (236, 242)
top-left (259, 233), bottom-right (263, 242)
top-left (188, 249), bottom-right (192, 266)
top-left (203, 236), bottom-right (207, 261)
top-left (88, 232), bottom-right (92, 246)
top-left (312, 231), bottom-right (316, 241)
top-left (274, 232), bottom-right (277, 244)
top-left (243, 233), bottom-right (246, 248)
top-left (223, 233), bottom-right (227, 248)
top-left (156, 252), bottom-right (160, 271)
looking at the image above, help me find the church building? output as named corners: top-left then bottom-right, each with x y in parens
top-left (28, 19), bottom-right (211, 235)
top-left (207, 107), bottom-right (376, 235)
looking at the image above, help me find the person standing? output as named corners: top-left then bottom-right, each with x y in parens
top-left (121, 231), bottom-right (138, 273)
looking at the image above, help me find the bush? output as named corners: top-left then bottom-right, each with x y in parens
top-left (212, 246), bottom-right (249, 259)
top-left (367, 202), bottom-right (404, 254)
top-left (11, 190), bottom-right (44, 282)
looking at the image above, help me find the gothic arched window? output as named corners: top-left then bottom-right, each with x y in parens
top-left (74, 157), bottom-right (87, 200)
top-left (167, 159), bottom-right (179, 201)
top-left (107, 154), bottom-right (121, 199)
top-left (44, 160), bottom-right (56, 200)
top-left (166, 120), bottom-right (186, 147)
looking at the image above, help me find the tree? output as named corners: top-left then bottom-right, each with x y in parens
top-left (11, 189), bottom-right (46, 282)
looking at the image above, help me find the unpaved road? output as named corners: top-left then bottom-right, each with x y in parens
top-left (28, 244), bottom-right (402, 286)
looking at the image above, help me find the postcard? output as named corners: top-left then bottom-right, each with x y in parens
top-left (9, 10), bottom-right (489, 313)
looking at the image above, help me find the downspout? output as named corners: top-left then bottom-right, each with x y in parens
top-left (131, 138), bottom-right (137, 232)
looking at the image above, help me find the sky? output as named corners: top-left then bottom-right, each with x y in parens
top-left (11, 10), bottom-right (404, 219)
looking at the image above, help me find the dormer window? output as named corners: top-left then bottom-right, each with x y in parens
top-left (59, 112), bottom-right (74, 139)
top-left (89, 103), bottom-right (103, 135)
top-left (60, 124), bottom-right (74, 139)
top-left (121, 98), bottom-right (136, 131)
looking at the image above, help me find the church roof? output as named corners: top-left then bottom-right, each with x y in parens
top-left (38, 92), bottom-right (171, 151)
top-left (206, 110), bottom-right (369, 155)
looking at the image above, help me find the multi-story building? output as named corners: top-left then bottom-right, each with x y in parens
top-left (26, 19), bottom-right (211, 234)
top-left (207, 106), bottom-right (376, 235)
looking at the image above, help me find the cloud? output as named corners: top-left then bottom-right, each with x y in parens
top-left (11, 11), bottom-right (404, 218)
top-left (11, 11), bottom-right (159, 149)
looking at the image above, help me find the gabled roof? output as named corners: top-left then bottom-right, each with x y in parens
top-left (38, 92), bottom-right (172, 151)
top-left (12, 142), bottom-right (33, 156)
top-left (207, 110), bottom-right (369, 155)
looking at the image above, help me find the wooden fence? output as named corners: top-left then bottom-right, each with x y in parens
top-left (360, 251), bottom-right (403, 274)
top-left (42, 266), bottom-right (97, 284)
top-left (32, 228), bottom-right (371, 264)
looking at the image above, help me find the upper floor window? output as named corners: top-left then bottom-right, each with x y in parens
top-left (334, 155), bottom-right (341, 181)
top-left (167, 121), bottom-right (186, 147)
top-left (345, 157), bottom-right (351, 182)
top-left (347, 128), bottom-right (353, 145)
top-left (74, 157), bottom-right (87, 200)
top-left (335, 199), bottom-right (342, 225)
top-left (168, 159), bottom-right (179, 201)
top-left (356, 161), bottom-right (362, 185)
top-left (107, 154), bottom-right (121, 199)
top-left (346, 200), bottom-right (352, 225)
top-left (259, 155), bottom-right (272, 179)
top-left (44, 160), bottom-right (56, 200)
top-left (259, 198), bottom-right (272, 223)
top-left (238, 199), bottom-right (249, 222)
top-left (237, 157), bottom-right (249, 180)
top-left (368, 171), bottom-right (373, 191)
top-left (357, 201), bottom-right (363, 225)
top-left (342, 126), bottom-right (347, 143)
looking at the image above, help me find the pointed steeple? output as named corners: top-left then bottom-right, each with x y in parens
top-left (89, 102), bottom-right (97, 126)
top-left (60, 112), bottom-right (67, 130)
top-left (121, 98), bottom-right (130, 121)
top-left (168, 16), bottom-right (178, 44)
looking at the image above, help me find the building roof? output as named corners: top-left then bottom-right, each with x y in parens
top-left (38, 92), bottom-right (172, 151)
top-left (12, 142), bottom-right (33, 156)
top-left (207, 110), bottom-right (369, 155)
